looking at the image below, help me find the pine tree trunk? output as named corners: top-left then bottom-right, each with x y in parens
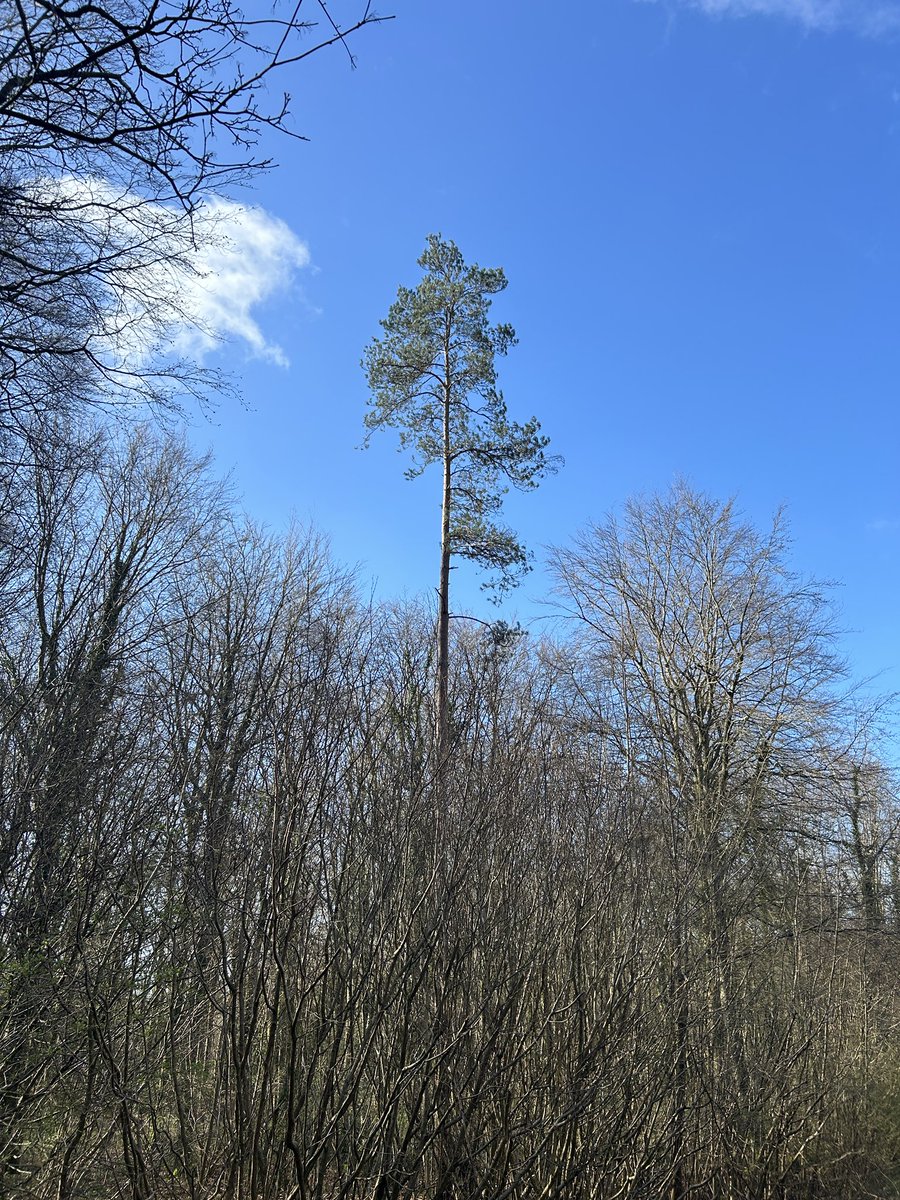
top-left (436, 361), bottom-right (452, 771)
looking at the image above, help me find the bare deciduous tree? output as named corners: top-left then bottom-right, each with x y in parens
top-left (0, 0), bottom-right (387, 421)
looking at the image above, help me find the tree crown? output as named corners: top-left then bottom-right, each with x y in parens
top-left (363, 234), bottom-right (558, 595)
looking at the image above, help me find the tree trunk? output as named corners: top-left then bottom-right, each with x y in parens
top-left (436, 347), bottom-right (452, 773)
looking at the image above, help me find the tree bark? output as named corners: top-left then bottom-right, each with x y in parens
top-left (436, 334), bottom-right (452, 773)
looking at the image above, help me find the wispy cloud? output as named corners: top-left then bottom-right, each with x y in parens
top-left (168, 198), bottom-right (311, 368)
top-left (640, 0), bottom-right (900, 35)
top-left (44, 178), bottom-right (312, 369)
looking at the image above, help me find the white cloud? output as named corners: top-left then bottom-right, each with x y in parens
top-left (41, 177), bottom-right (311, 369)
top-left (640, 0), bottom-right (900, 35)
top-left (168, 198), bottom-right (311, 368)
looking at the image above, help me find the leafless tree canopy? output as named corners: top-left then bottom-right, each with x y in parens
top-left (0, 0), bottom-right (384, 421)
top-left (1, 437), bottom-right (898, 1199)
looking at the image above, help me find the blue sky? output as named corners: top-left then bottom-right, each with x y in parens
top-left (180, 0), bottom-right (900, 700)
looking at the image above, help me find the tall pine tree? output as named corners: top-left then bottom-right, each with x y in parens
top-left (363, 234), bottom-right (557, 765)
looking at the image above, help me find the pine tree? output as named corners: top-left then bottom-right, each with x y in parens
top-left (363, 234), bottom-right (557, 765)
